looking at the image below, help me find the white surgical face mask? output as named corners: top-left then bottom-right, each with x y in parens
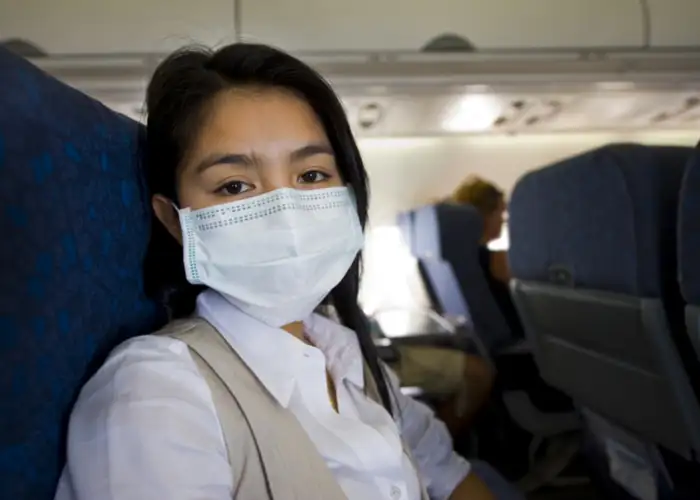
top-left (177, 187), bottom-right (364, 326)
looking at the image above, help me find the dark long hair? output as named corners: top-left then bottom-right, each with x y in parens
top-left (143, 43), bottom-right (393, 413)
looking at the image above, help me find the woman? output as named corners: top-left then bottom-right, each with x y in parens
top-left (55, 45), bottom-right (523, 499)
top-left (452, 177), bottom-right (523, 339)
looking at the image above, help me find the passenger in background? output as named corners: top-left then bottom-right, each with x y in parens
top-left (390, 336), bottom-right (494, 437)
top-left (452, 177), bottom-right (523, 339)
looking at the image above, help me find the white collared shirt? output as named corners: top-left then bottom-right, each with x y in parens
top-left (55, 290), bottom-right (470, 500)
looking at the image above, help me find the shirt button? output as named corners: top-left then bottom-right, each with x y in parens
top-left (390, 485), bottom-right (402, 499)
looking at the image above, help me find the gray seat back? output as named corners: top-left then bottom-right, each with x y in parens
top-left (509, 143), bottom-right (700, 460)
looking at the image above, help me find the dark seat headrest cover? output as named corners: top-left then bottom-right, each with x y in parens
top-left (679, 149), bottom-right (700, 304)
top-left (509, 143), bottom-right (691, 297)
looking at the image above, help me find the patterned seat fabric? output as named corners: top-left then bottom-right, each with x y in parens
top-left (0, 48), bottom-right (165, 499)
top-left (510, 143), bottom-right (691, 298)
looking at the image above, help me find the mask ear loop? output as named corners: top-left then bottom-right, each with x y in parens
top-left (172, 201), bottom-right (201, 284)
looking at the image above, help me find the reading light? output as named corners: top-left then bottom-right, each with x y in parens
top-left (442, 95), bottom-right (501, 132)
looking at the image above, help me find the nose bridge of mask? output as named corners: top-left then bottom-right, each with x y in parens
top-left (191, 186), bottom-right (346, 218)
top-left (185, 187), bottom-right (360, 264)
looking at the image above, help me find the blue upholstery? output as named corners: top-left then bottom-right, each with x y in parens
top-left (413, 205), bottom-right (441, 258)
top-left (412, 205), bottom-right (470, 318)
top-left (510, 144), bottom-right (691, 298)
top-left (435, 203), bottom-right (515, 350)
top-left (412, 204), bottom-right (513, 351)
top-left (679, 149), bottom-right (700, 305)
top-left (396, 210), bottom-right (414, 253)
top-left (417, 259), bottom-right (471, 319)
top-left (0, 49), bottom-right (165, 499)
top-left (414, 204), bottom-right (581, 456)
top-left (509, 143), bottom-right (700, 461)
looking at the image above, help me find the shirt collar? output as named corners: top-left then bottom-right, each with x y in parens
top-left (303, 313), bottom-right (364, 389)
top-left (195, 290), bottom-right (364, 408)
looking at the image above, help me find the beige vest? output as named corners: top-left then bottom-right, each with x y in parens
top-left (158, 318), bottom-right (429, 500)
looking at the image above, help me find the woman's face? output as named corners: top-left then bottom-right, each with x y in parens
top-left (153, 87), bottom-right (343, 241)
top-left (483, 197), bottom-right (507, 243)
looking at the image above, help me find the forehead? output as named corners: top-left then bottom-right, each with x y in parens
top-left (191, 87), bottom-right (329, 156)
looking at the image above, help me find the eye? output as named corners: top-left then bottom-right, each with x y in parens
top-left (299, 170), bottom-right (331, 184)
top-left (217, 180), bottom-right (254, 196)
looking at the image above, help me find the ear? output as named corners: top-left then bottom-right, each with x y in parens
top-left (152, 194), bottom-right (183, 245)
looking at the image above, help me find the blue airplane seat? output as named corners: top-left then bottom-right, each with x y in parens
top-left (396, 210), bottom-right (415, 253)
top-left (678, 147), bottom-right (700, 360)
top-left (509, 143), bottom-right (700, 461)
top-left (433, 202), bottom-right (522, 351)
top-left (410, 202), bottom-right (580, 486)
top-left (410, 204), bottom-right (475, 328)
top-left (0, 48), bottom-right (165, 499)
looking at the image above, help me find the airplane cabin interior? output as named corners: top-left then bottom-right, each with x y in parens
top-left (3, 1), bottom-right (700, 499)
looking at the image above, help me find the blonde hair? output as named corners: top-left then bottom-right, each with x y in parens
top-left (452, 176), bottom-right (504, 214)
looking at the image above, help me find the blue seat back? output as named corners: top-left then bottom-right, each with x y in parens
top-left (678, 148), bottom-right (700, 359)
top-left (435, 203), bottom-right (515, 350)
top-left (511, 144), bottom-right (688, 298)
top-left (0, 49), bottom-right (165, 498)
top-left (396, 210), bottom-right (415, 253)
top-left (679, 149), bottom-right (700, 305)
top-left (411, 205), bottom-right (469, 317)
top-left (509, 143), bottom-right (700, 459)
top-left (412, 203), bottom-right (513, 352)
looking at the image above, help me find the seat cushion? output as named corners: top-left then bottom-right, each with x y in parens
top-left (0, 49), bottom-right (165, 499)
top-left (509, 143), bottom-right (691, 297)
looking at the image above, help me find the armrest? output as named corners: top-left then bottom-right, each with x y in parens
top-left (400, 386), bottom-right (425, 398)
top-left (389, 333), bottom-right (472, 351)
top-left (373, 338), bottom-right (401, 363)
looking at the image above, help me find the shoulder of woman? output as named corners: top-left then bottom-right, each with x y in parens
top-left (64, 329), bottom-right (232, 498)
top-left (76, 329), bottom-right (207, 409)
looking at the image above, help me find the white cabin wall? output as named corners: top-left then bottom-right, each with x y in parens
top-left (0, 0), bottom-right (237, 54)
top-left (358, 130), bottom-right (700, 315)
top-left (6, 0), bottom-right (700, 54)
top-left (359, 130), bottom-right (700, 226)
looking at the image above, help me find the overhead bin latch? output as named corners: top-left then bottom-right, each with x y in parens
top-left (422, 34), bottom-right (476, 53)
top-left (0, 39), bottom-right (47, 58)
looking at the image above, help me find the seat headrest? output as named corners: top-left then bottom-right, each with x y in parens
top-left (412, 203), bottom-right (482, 259)
top-left (413, 204), bottom-right (441, 258)
top-left (396, 211), bottom-right (414, 253)
top-left (509, 143), bottom-right (691, 297)
top-left (679, 149), bottom-right (700, 304)
top-left (412, 203), bottom-right (513, 349)
top-left (434, 203), bottom-right (483, 259)
top-left (0, 49), bottom-right (164, 498)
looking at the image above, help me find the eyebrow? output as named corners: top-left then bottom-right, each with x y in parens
top-left (195, 153), bottom-right (253, 174)
top-left (194, 143), bottom-right (334, 174)
top-left (289, 143), bottom-right (334, 162)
